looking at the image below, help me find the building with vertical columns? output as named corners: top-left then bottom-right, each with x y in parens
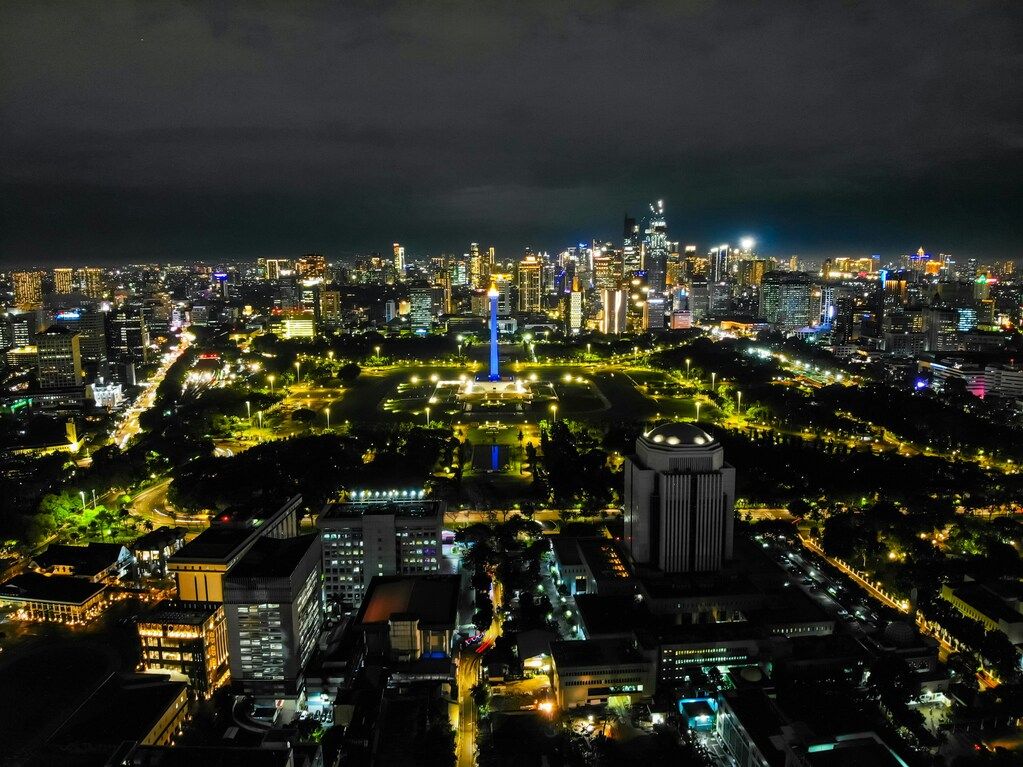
top-left (53, 267), bottom-right (75, 294)
top-left (13, 270), bottom-right (43, 309)
top-left (623, 424), bottom-right (735, 573)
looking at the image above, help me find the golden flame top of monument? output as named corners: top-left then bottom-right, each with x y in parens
top-left (487, 279), bottom-right (500, 299)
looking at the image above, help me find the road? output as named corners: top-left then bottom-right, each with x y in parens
top-left (455, 581), bottom-right (503, 767)
top-left (111, 338), bottom-right (190, 448)
top-left (455, 648), bottom-right (482, 767)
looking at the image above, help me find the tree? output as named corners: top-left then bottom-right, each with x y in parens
top-left (980, 630), bottom-right (1019, 680)
top-left (292, 408), bottom-right (316, 423)
top-left (337, 362), bottom-right (361, 383)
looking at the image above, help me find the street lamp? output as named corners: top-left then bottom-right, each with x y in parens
top-left (695, 400), bottom-right (702, 422)
top-left (245, 400), bottom-right (251, 422)
top-left (294, 360), bottom-right (301, 382)
top-left (685, 358), bottom-right (691, 378)
top-left (711, 372), bottom-right (716, 391)
top-left (257, 410), bottom-right (263, 430)
top-left (587, 343), bottom-right (591, 356)
top-left (325, 407), bottom-right (330, 430)
top-left (268, 374), bottom-right (275, 394)
top-left (737, 390), bottom-right (743, 414)
top-left (550, 404), bottom-right (558, 422)
top-left (424, 406), bottom-right (430, 425)
top-left (374, 345), bottom-right (381, 359)
top-left (79, 490), bottom-right (86, 510)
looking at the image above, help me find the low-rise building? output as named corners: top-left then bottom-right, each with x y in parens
top-left (0, 571), bottom-right (106, 623)
top-left (32, 542), bottom-right (133, 582)
top-left (941, 580), bottom-right (1023, 644)
top-left (137, 601), bottom-right (230, 698)
top-left (356, 574), bottom-right (460, 662)
top-left (548, 536), bottom-right (636, 596)
top-left (550, 636), bottom-right (656, 709)
top-left (133, 526), bottom-right (187, 577)
top-left (48, 673), bottom-right (189, 753)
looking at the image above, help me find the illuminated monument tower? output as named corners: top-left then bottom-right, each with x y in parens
top-left (488, 280), bottom-right (500, 381)
top-left (441, 277), bottom-right (538, 411)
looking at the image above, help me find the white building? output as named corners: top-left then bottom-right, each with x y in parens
top-left (318, 497), bottom-right (444, 609)
top-left (623, 423), bottom-right (735, 573)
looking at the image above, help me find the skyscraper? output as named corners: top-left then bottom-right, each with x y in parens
top-left (53, 268), bottom-right (74, 295)
top-left (623, 423), bottom-right (735, 573)
top-left (643, 200), bottom-right (668, 293)
top-left (36, 325), bottom-right (83, 388)
top-left (108, 309), bottom-right (150, 362)
top-left (393, 242), bottom-right (405, 273)
top-left (567, 275), bottom-right (583, 334)
top-left (623, 215), bottom-right (642, 276)
top-left (79, 267), bottom-right (105, 300)
top-left (13, 271), bottom-right (43, 310)
top-left (759, 272), bottom-right (813, 330)
top-left (517, 254), bottom-right (543, 313)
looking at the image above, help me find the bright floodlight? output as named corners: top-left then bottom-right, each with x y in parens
top-left (740, 236), bottom-right (756, 251)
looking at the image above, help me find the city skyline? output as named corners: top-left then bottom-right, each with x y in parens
top-left (2, 2), bottom-right (1021, 265)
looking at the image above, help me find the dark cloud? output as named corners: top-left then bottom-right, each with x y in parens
top-left (1, 0), bottom-right (1021, 265)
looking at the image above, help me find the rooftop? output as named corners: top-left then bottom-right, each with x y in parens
top-left (33, 542), bottom-right (126, 577)
top-left (357, 574), bottom-right (460, 629)
top-left (170, 525), bottom-right (256, 563)
top-left (720, 689), bottom-right (787, 767)
top-left (226, 533), bottom-right (320, 580)
top-left (138, 600), bottom-right (221, 627)
top-left (0, 571), bottom-right (105, 604)
top-left (950, 581), bottom-right (1023, 626)
top-left (320, 498), bottom-right (445, 522)
top-left (642, 422), bottom-right (717, 448)
top-left (118, 745), bottom-right (295, 767)
top-left (49, 673), bottom-right (187, 748)
top-left (550, 637), bottom-right (648, 668)
top-left (133, 526), bottom-right (187, 550)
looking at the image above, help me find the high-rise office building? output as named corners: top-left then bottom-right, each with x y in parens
top-left (36, 325), bottom-right (83, 389)
top-left (264, 258), bottom-right (291, 280)
top-left (392, 243), bottom-right (405, 273)
top-left (710, 245), bottom-right (729, 284)
top-left (223, 533), bottom-right (322, 696)
top-left (320, 289), bottom-right (342, 327)
top-left (53, 268), bottom-right (75, 295)
top-left (295, 254), bottom-right (327, 279)
top-left (51, 307), bottom-right (107, 364)
top-left (643, 200), bottom-right (668, 293)
top-left (409, 285), bottom-right (434, 332)
top-left (318, 497), bottom-right (444, 609)
top-left (600, 289), bottom-right (627, 334)
top-left (623, 215), bottom-right (642, 275)
top-left (517, 254), bottom-right (543, 313)
top-left (468, 242), bottom-right (484, 289)
top-left (759, 272), bottom-right (813, 331)
top-left (567, 275), bottom-right (583, 334)
top-left (13, 271), bottom-right (43, 310)
top-left (623, 424), bottom-right (735, 573)
top-left (108, 309), bottom-right (150, 362)
top-left (79, 267), bottom-right (105, 300)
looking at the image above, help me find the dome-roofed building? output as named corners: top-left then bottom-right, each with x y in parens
top-left (624, 421), bottom-right (735, 574)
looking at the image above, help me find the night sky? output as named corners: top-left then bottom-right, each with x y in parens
top-left (1, 1), bottom-right (1020, 266)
